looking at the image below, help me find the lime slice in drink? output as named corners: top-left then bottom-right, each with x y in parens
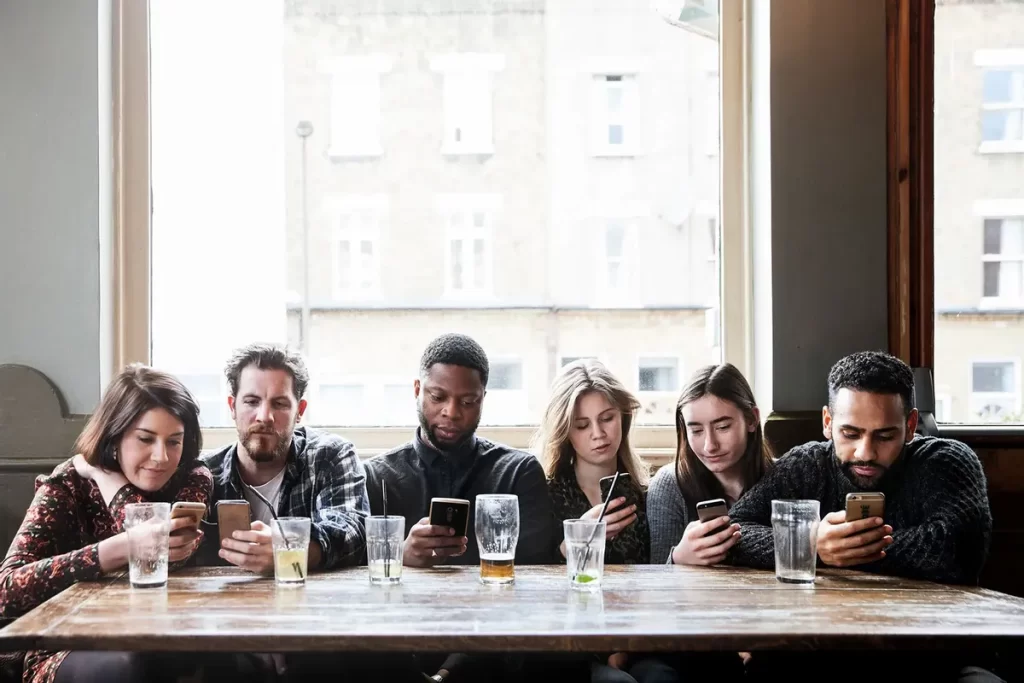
top-left (574, 572), bottom-right (596, 583)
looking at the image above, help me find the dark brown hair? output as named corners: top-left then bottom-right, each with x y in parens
top-left (224, 342), bottom-right (310, 400)
top-left (674, 363), bottom-right (774, 506)
top-left (75, 364), bottom-right (202, 472)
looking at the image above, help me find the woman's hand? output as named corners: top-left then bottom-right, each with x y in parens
top-left (671, 516), bottom-right (741, 566)
top-left (581, 497), bottom-right (638, 540)
top-left (168, 516), bottom-right (203, 564)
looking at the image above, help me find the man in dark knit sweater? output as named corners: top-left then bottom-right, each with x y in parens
top-left (729, 352), bottom-right (1002, 682)
top-left (729, 351), bottom-right (991, 584)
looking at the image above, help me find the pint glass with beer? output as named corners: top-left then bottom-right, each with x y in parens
top-left (475, 494), bottom-right (519, 585)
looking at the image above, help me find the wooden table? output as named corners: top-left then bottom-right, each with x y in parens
top-left (1, 565), bottom-right (1023, 653)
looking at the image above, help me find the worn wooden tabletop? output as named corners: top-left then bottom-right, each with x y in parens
top-left (1, 564), bottom-right (1023, 653)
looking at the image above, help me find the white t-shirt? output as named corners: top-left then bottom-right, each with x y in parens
top-left (242, 467), bottom-right (286, 526)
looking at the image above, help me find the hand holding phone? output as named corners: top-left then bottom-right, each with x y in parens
top-left (670, 502), bottom-right (740, 566)
top-left (845, 492), bottom-right (885, 522)
top-left (816, 499), bottom-right (893, 568)
top-left (404, 516), bottom-right (469, 568)
top-left (429, 497), bottom-right (470, 537)
top-left (695, 498), bottom-right (728, 523)
top-left (171, 501), bottom-right (206, 531)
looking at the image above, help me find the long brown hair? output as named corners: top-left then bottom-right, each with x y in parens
top-left (674, 363), bottom-right (773, 505)
top-left (534, 359), bottom-right (649, 491)
top-left (75, 364), bottom-right (203, 472)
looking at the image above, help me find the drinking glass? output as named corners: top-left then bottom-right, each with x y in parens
top-left (475, 494), bottom-right (519, 585)
top-left (125, 503), bottom-right (171, 589)
top-left (367, 515), bottom-right (404, 585)
top-left (563, 519), bottom-right (606, 591)
top-left (271, 517), bottom-right (310, 586)
top-left (771, 499), bottom-right (820, 584)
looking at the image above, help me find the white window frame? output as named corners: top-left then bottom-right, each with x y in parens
top-left (968, 358), bottom-right (1021, 422)
top-left (934, 393), bottom-right (952, 423)
top-left (430, 54), bottom-right (504, 156)
top-left (110, 0), bottom-right (750, 462)
top-left (586, 59), bottom-right (645, 157)
top-left (438, 193), bottom-right (499, 300)
top-left (975, 200), bottom-right (1024, 309)
top-left (974, 50), bottom-right (1024, 155)
top-left (484, 356), bottom-right (528, 426)
top-left (318, 55), bottom-right (393, 159)
top-left (326, 195), bottom-right (385, 301)
top-left (636, 355), bottom-right (683, 394)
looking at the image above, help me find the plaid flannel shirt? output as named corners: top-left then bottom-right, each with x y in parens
top-left (197, 426), bottom-right (369, 570)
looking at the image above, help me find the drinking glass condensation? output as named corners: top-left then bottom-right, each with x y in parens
top-left (366, 515), bottom-right (404, 585)
top-left (563, 519), bottom-right (606, 590)
top-left (475, 494), bottom-right (519, 585)
top-left (771, 499), bottom-right (821, 584)
top-left (271, 517), bottom-right (311, 586)
top-left (125, 502), bottom-right (171, 589)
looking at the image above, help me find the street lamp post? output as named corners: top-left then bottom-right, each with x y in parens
top-left (296, 120), bottom-right (314, 355)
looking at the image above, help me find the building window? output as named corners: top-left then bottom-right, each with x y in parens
top-left (597, 219), bottom-right (639, 304)
top-left (322, 56), bottom-right (393, 158)
top-left (332, 209), bottom-right (380, 299)
top-left (431, 54), bottom-right (505, 155)
top-left (981, 217), bottom-right (1024, 306)
top-left (970, 360), bottom-right (1020, 421)
top-left (486, 359), bottom-right (527, 425)
top-left (591, 73), bottom-right (639, 156)
top-left (561, 356), bottom-right (598, 368)
top-left (445, 209), bottom-right (493, 297)
top-left (981, 68), bottom-right (1024, 147)
top-left (935, 394), bottom-right (952, 423)
top-left (177, 374), bottom-right (229, 428)
top-left (317, 383), bottom-right (367, 426)
top-left (638, 357), bottom-right (680, 392)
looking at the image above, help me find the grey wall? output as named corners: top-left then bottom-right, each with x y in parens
top-left (0, 1), bottom-right (103, 415)
top-left (768, 0), bottom-right (889, 411)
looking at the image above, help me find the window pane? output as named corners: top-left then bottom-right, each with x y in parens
top-left (982, 69), bottom-right (1011, 104)
top-left (934, 4), bottom-right (1024, 423)
top-left (973, 362), bottom-right (1014, 393)
top-left (638, 357), bottom-right (679, 392)
top-left (150, 1), bottom-right (723, 427)
top-left (490, 361), bottom-right (523, 391)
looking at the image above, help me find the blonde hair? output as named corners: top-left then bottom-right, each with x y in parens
top-left (534, 359), bottom-right (649, 490)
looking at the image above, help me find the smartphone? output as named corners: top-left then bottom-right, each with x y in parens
top-left (598, 473), bottom-right (637, 508)
top-left (696, 498), bottom-right (729, 523)
top-left (216, 499), bottom-right (251, 546)
top-left (170, 501), bottom-right (206, 530)
top-left (845, 492), bottom-right (885, 522)
top-left (429, 497), bottom-right (470, 537)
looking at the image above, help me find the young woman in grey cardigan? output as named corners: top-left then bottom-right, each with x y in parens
top-left (647, 363), bottom-right (774, 565)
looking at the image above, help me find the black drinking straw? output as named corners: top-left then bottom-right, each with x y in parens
top-left (576, 471), bottom-right (619, 577)
top-left (245, 482), bottom-right (304, 580)
top-left (382, 480), bottom-right (390, 578)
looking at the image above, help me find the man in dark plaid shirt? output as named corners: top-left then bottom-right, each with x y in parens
top-left (195, 342), bottom-right (369, 572)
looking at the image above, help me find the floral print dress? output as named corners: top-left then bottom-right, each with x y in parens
top-left (547, 472), bottom-right (650, 564)
top-left (0, 458), bottom-right (213, 683)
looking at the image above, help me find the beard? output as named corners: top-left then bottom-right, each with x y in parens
top-left (240, 424), bottom-right (292, 464)
top-left (417, 402), bottom-right (478, 453)
top-left (840, 461), bottom-right (889, 489)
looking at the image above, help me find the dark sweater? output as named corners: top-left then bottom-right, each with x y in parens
top-left (728, 436), bottom-right (992, 585)
top-left (364, 429), bottom-right (554, 565)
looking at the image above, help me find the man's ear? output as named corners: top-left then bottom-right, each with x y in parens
top-left (296, 398), bottom-right (308, 422)
top-left (228, 395), bottom-right (236, 421)
top-left (414, 379), bottom-right (421, 398)
top-left (822, 406), bottom-right (833, 441)
top-left (905, 408), bottom-right (919, 441)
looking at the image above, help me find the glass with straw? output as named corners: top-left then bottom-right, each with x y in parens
top-left (368, 480), bottom-right (404, 584)
top-left (244, 481), bottom-right (309, 586)
top-left (566, 472), bottom-right (618, 590)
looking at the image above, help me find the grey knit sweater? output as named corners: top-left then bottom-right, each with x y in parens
top-left (728, 436), bottom-right (992, 585)
top-left (646, 464), bottom-right (701, 564)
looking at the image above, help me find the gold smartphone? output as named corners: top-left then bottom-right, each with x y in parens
top-left (696, 498), bottom-right (729, 523)
top-left (170, 501), bottom-right (206, 530)
top-left (216, 500), bottom-right (251, 546)
top-left (845, 492), bottom-right (885, 522)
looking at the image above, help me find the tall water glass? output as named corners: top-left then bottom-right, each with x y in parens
top-left (475, 494), bottom-right (519, 585)
top-left (563, 519), bottom-right (606, 590)
top-left (367, 515), bottom-right (404, 585)
top-left (771, 499), bottom-right (820, 584)
top-left (271, 517), bottom-right (311, 586)
top-left (125, 502), bottom-right (171, 589)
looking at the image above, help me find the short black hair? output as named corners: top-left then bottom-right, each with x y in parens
top-left (419, 333), bottom-right (489, 387)
top-left (225, 342), bottom-right (310, 400)
top-left (828, 351), bottom-right (915, 416)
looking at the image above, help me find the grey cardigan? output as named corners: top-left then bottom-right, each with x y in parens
top-left (647, 464), bottom-right (698, 564)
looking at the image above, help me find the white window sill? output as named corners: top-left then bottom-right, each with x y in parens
top-left (978, 141), bottom-right (1024, 155)
top-left (979, 297), bottom-right (1024, 310)
top-left (591, 146), bottom-right (640, 158)
top-left (328, 146), bottom-right (383, 159)
top-left (442, 290), bottom-right (497, 302)
top-left (441, 143), bottom-right (495, 156)
top-left (331, 290), bottom-right (383, 302)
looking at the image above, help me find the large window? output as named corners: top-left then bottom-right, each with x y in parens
top-left (934, 3), bottom-right (1024, 424)
top-left (134, 0), bottom-right (741, 442)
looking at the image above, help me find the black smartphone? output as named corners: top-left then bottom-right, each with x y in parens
top-left (598, 473), bottom-right (637, 508)
top-left (428, 497), bottom-right (470, 537)
top-left (696, 498), bottom-right (729, 523)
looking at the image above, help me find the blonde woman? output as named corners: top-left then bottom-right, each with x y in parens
top-left (536, 359), bottom-right (650, 565)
